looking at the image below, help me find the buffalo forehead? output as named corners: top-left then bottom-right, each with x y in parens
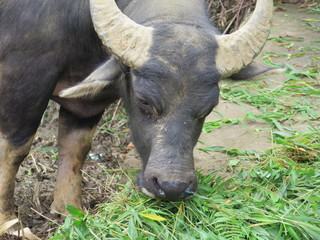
top-left (146, 28), bottom-right (218, 81)
top-left (150, 25), bottom-right (216, 58)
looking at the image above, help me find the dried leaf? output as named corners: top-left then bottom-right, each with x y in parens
top-left (139, 213), bottom-right (167, 221)
top-left (12, 227), bottom-right (42, 240)
top-left (0, 219), bottom-right (19, 235)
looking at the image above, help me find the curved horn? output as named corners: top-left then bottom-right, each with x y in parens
top-left (215, 0), bottom-right (273, 78)
top-left (90, 0), bottom-right (154, 69)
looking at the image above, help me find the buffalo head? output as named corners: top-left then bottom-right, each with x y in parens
top-left (60, 0), bottom-right (273, 200)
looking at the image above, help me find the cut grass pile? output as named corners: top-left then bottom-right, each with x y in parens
top-left (50, 157), bottom-right (320, 240)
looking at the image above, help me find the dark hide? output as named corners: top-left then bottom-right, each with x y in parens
top-left (0, 0), bottom-right (120, 221)
top-left (0, 0), bottom-right (118, 146)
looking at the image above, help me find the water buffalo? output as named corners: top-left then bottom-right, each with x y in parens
top-left (0, 0), bottom-right (273, 225)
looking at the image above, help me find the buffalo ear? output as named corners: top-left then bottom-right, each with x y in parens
top-left (59, 56), bottom-right (122, 98)
top-left (229, 63), bottom-right (284, 80)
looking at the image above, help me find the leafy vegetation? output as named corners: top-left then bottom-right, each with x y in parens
top-left (50, 155), bottom-right (320, 240)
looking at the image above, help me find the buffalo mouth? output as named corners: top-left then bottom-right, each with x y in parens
top-left (136, 171), bottom-right (198, 201)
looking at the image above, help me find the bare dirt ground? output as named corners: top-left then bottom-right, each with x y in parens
top-left (1, 3), bottom-right (319, 239)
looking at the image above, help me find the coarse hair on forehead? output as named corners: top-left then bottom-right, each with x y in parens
top-left (143, 26), bottom-right (218, 74)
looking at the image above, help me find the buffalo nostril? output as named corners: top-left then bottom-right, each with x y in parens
top-left (184, 181), bottom-right (196, 195)
top-left (152, 178), bottom-right (165, 197)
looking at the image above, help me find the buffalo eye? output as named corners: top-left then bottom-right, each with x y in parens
top-left (137, 98), bottom-right (149, 107)
top-left (136, 97), bottom-right (163, 120)
top-left (136, 98), bottom-right (153, 114)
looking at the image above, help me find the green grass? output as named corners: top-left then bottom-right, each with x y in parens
top-left (49, 155), bottom-right (320, 240)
